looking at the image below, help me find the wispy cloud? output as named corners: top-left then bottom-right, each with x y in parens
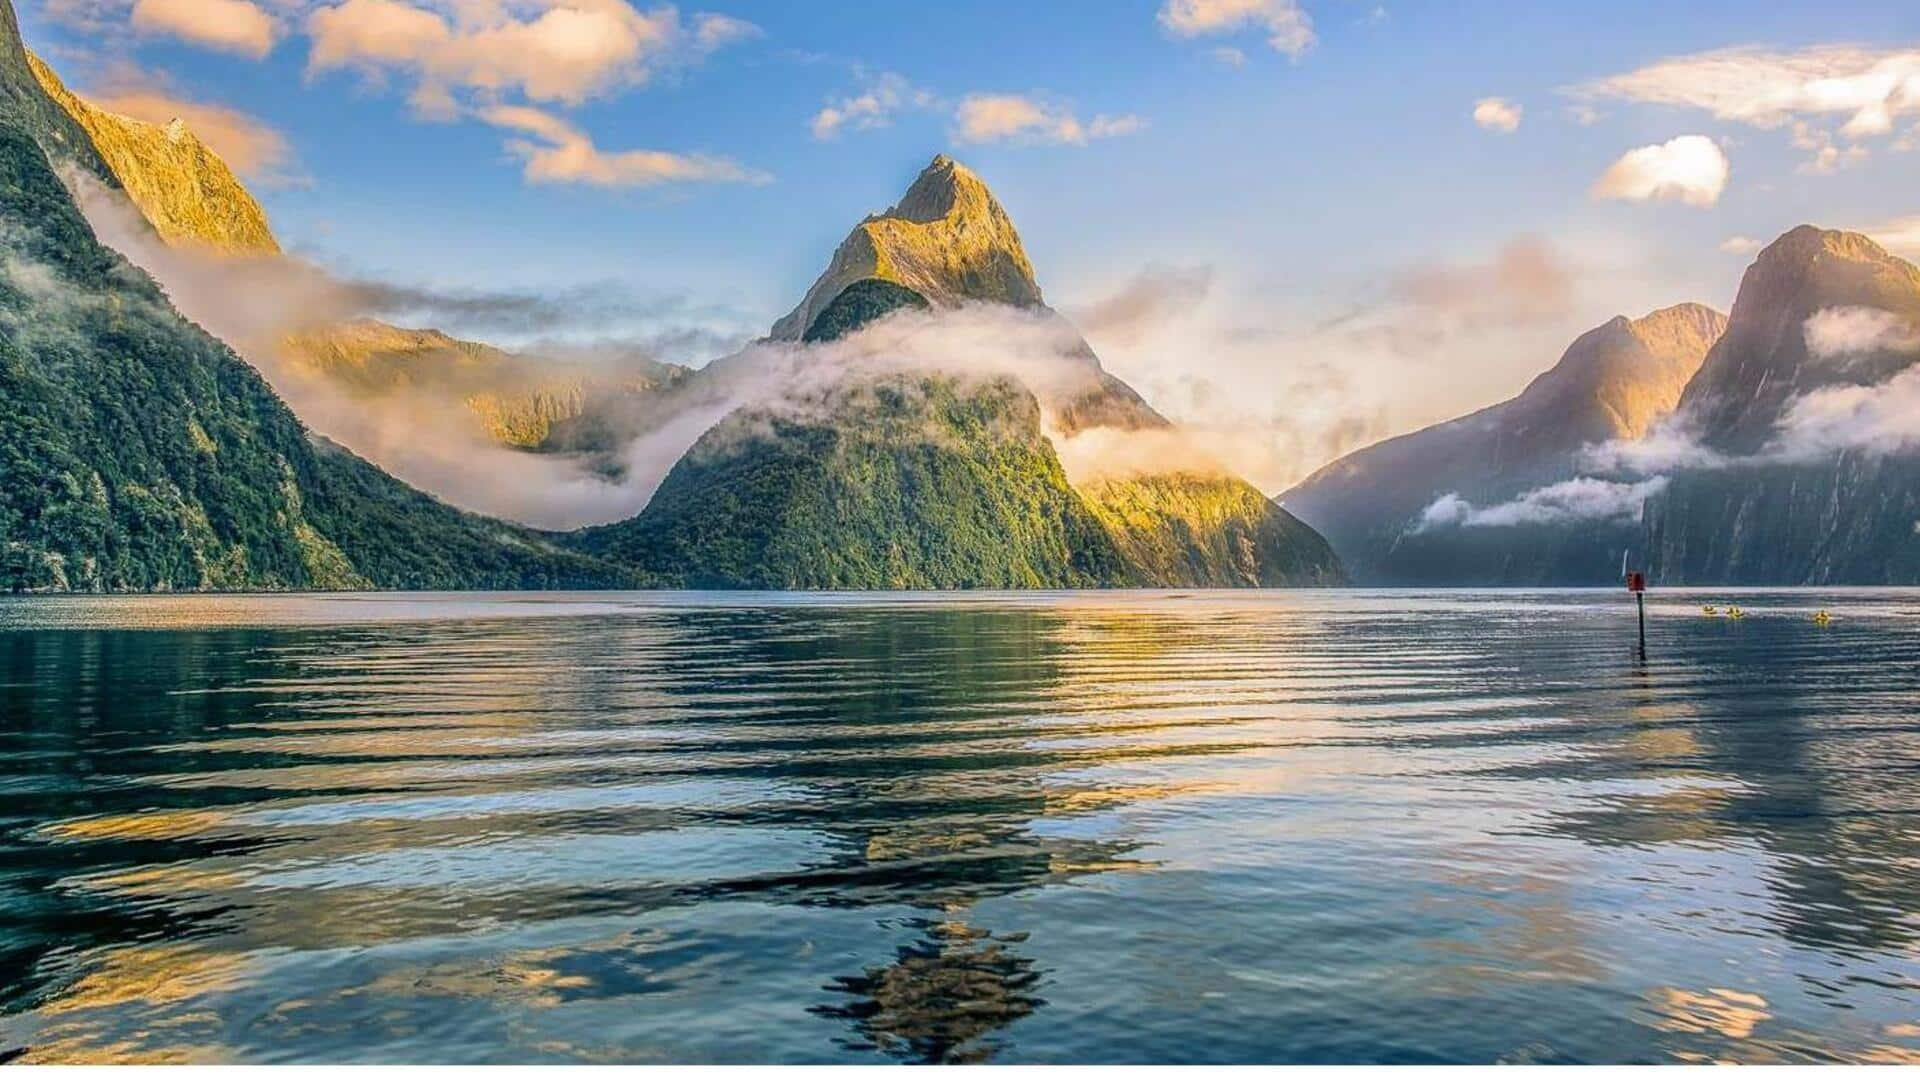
top-left (1591, 135), bottom-right (1728, 207)
top-left (953, 93), bottom-right (1144, 146)
top-left (1570, 45), bottom-right (1920, 171)
top-left (1157, 0), bottom-right (1315, 60)
top-left (1417, 476), bottom-right (1670, 530)
top-left (810, 72), bottom-right (936, 140)
top-left (481, 105), bottom-right (769, 188)
top-left (1802, 305), bottom-right (1920, 362)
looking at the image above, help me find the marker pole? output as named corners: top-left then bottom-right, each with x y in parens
top-left (1637, 591), bottom-right (1646, 659)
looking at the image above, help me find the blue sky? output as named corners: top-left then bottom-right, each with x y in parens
top-left (19, 0), bottom-right (1920, 487)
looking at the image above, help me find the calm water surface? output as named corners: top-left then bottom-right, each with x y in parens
top-left (1, 589), bottom-right (1917, 1064)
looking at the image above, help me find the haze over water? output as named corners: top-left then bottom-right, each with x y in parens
top-left (1, 590), bottom-right (1917, 1064)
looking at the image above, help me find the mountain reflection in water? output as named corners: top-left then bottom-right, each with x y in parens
top-left (0, 590), bottom-right (1917, 1064)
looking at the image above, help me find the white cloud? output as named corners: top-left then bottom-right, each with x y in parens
top-left (1157, 0), bottom-right (1315, 60)
top-left (1472, 96), bottom-right (1521, 133)
top-left (1417, 476), bottom-right (1670, 530)
top-left (1591, 135), bottom-right (1728, 207)
top-left (1575, 45), bottom-right (1920, 134)
top-left (1767, 364), bottom-right (1920, 461)
top-left (1572, 45), bottom-right (1920, 171)
top-left (130, 0), bottom-right (277, 57)
top-left (305, 0), bottom-right (755, 108)
top-left (481, 105), bottom-right (768, 187)
top-left (1578, 414), bottom-right (1729, 475)
top-left (1211, 46), bottom-right (1247, 68)
top-left (1803, 305), bottom-right (1920, 361)
top-left (1719, 235), bottom-right (1762, 255)
top-left (953, 94), bottom-right (1143, 146)
top-left (810, 73), bottom-right (935, 140)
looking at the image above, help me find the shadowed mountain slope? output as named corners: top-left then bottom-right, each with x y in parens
top-left (1283, 303), bottom-right (1724, 584)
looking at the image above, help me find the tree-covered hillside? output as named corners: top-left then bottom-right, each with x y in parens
top-left (574, 373), bottom-right (1125, 589)
top-left (0, 6), bottom-right (632, 591)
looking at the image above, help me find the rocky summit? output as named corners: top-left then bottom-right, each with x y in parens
top-left (1284, 302), bottom-right (1726, 584)
top-left (1644, 227), bottom-right (1920, 583)
top-left (769, 155), bottom-right (1046, 341)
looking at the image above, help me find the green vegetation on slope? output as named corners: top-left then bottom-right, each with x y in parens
top-left (0, 99), bottom-right (630, 590)
top-left (1081, 473), bottom-right (1345, 587)
top-left (802, 278), bottom-right (930, 343)
top-left (575, 374), bottom-right (1126, 589)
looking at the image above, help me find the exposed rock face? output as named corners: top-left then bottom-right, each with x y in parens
top-left (770, 155), bottom-right (1044, 340)
top-left (1644, 227), bottom-right (1920, 583)
top-left (1671, 227), bottom-right (1920, 454)
top-left (1283, 303), bottom-right (1726, 584)
top-left (28, 51), bottom-right (278, 255)
top-left (581, 154), bottom-right (1345, 588)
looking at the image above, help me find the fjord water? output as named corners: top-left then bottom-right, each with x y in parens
top-left (1, 591), bottom-right (1916, 1064)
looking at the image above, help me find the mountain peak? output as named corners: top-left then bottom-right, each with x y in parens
top-left (1626, 301), bottom-right (1728, 352)
top-left (769, 153), bottom-right (1043, 339)
top-left (1681, 222), bottom-right (1920, 451)
top-left (1755, 224), bottom-right (1894, 269)
top-left (1511, 301), bottom-right (1725, 440)
top-left (889, 153), bottom-right (984, 223)
top-left (26, 49), bottom-right (279, 255)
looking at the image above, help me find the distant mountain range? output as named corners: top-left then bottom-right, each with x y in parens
top-left (1288, 225), bottom-right (1920, 586)
top-left (10, 0), bottom-right (1920, 590)
top-left (1283, 303), bottom-right (1727, 584)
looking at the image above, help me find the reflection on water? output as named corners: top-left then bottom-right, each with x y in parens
top-left (1, 589), bottom-right (1918, 1063)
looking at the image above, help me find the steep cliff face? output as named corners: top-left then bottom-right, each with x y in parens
top-left (770, 155), bottom-right (1045, 340)
top-left (580, 154), bottom-right (1344, 588)
top-left (1283, 303), bottom-right (1725, 584)
top-left (1644, 228), bottom-right (1920, 583)
top-left (1674, 227), bottom-right (1920, 454)
top-left (0, 0), bottom-right (629, 591)
top-left (28, 52), bottom-right (278, 255)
